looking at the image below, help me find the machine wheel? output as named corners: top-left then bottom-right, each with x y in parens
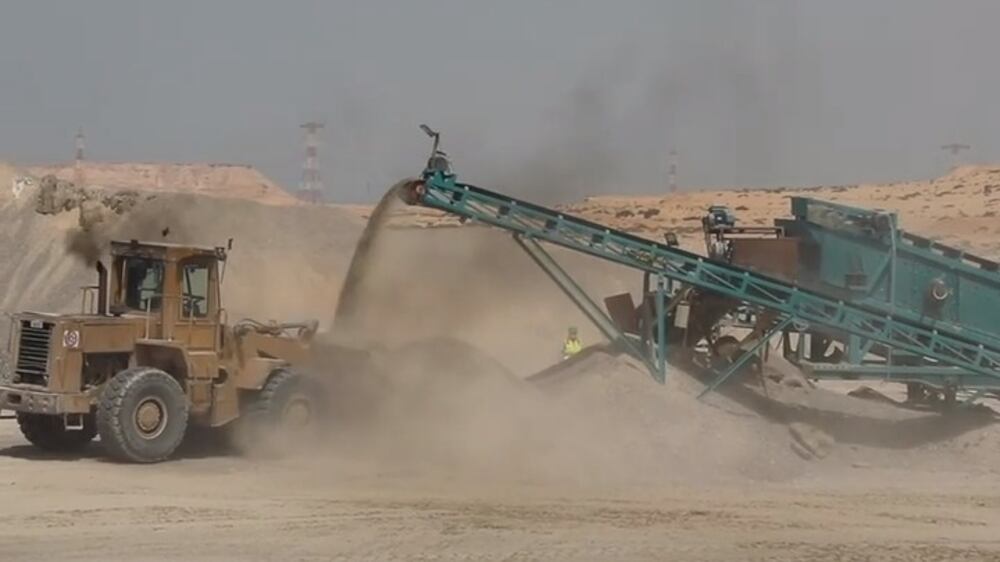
top-left (713, 335), bottom-right (741, 361)
top-left (711, 335), bottom-right (763, 377)
top-left (236, 370), bottom-right (324, 455)
top-left (97, 367), bottom-right (189, 463)
top-left (906, 383), bottom-right (932, 404)
top-left (17, 412), bottom-right (96, 452)
top-left (250, 370), bottom-right (324, 431)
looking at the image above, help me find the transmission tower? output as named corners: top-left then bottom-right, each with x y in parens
top-left (299, 121), bottom-right (325, 203)
top-left (941, 143), bottom-right (970, 156)
top-left (74, 128), bottom-right (85, 188)
top-left (941, 143), bottom-right (970, 169)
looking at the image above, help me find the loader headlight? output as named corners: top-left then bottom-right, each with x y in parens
top-left (63, 329), bottom-right (81, 349)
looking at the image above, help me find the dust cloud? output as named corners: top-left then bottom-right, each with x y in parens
top-left (302, 180), bottom-right (807, 487)
top-left (312, 180), bottom-right (988, 488)
top-left (33, 175), bottom-right (165, 266)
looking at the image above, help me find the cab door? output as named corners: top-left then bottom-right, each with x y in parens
top-left (177, 256), bottom-right (223, 414)
top-left (175, 257), bottom-right (220, 353)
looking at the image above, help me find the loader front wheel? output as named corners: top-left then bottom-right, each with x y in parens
top-left (234, 370), bottom-right (324, 455)
top-left (97, 367), bottom-right (189, 463)
top-left (17, 413), bottom-right (97, 452)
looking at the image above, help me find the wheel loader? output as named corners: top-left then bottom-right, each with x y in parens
top-left (0, 239), bottom-right (337, 463)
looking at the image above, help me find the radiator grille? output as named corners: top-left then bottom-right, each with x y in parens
top-left (14, 320), bottom-right (52, 386)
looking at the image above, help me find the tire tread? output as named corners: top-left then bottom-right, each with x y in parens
top-left (97, 366), bottom-right (188, 463)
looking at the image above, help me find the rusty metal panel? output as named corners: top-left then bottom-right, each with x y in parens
top-left (604, 293), bottom-right (639, 335)
top-left (730, 238), bottom-right (800, 282)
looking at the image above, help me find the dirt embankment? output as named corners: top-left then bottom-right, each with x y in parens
top-left (26, 161), bottom-right (300, 205)
top-left (0, 177), bottom-right (364, 346)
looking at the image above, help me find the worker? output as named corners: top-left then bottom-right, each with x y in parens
top-left (562, 327), bottom-right (583, 360)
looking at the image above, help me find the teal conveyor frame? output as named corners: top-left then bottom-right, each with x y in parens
top-left (407, 132), bottom-right (1000, 396)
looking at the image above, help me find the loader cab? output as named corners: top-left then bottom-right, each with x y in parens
top-left (107, 240), bottom-right (226, 347)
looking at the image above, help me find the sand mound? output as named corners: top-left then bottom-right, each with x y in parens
top-left (941, 164), bottom-right (1000, 183)
top-left (0, 184), bottom-right (364, 344)
top-left (26, 162), bottom-right (298, 205)
top-left (333, 342), bottom-right (815, 485)
top-left (535, 351), bottom-right (807, 483)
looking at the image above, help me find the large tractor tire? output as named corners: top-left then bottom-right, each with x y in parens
top-left (97, 367), bottom-right (189, 463)
top-left (17, 412), bottom-right (97, 452)
top-left (235, 369), bottom-right (325, 455)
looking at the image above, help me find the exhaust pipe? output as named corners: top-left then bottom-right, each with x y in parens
top-left (96, 261), bottom-right (108, 315)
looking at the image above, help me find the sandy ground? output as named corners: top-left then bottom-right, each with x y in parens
top-left (2, 396), bottom-right (999, 561)
top-left (2, 341), bottom-right (1000, 561)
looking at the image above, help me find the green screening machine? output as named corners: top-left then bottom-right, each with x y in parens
top-left (403, 126), bottom-right (1000, 406)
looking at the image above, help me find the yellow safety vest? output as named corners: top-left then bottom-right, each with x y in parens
top-left (563, 337), bottom-right (582, 357)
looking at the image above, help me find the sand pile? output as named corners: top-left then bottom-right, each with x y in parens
top-left (333, 339), bottom-right (918, 486)
top-left (531, 351), bottom-right (812, 483)
top-left (0, 181), bottom-right (364, 344)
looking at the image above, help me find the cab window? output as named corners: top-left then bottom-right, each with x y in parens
top-left (123, 258), bottom-right (164, 312)
top-left (181, 261), bottom-right (211, 319)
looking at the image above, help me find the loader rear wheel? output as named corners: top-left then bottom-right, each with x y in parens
top-left (17, 413), bottom-right (96, 452)
top-left (97, 367), bottom-right (189, 463)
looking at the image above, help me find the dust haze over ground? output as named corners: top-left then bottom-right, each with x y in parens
top-left (313, 198), bottom-right (1000, 485)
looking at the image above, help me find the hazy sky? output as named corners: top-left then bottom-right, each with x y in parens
top-left (2, 1), bottom-right (998, 202)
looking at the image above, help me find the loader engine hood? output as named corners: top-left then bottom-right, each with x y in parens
top-left (8, 312), bottom-right (145, 390)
